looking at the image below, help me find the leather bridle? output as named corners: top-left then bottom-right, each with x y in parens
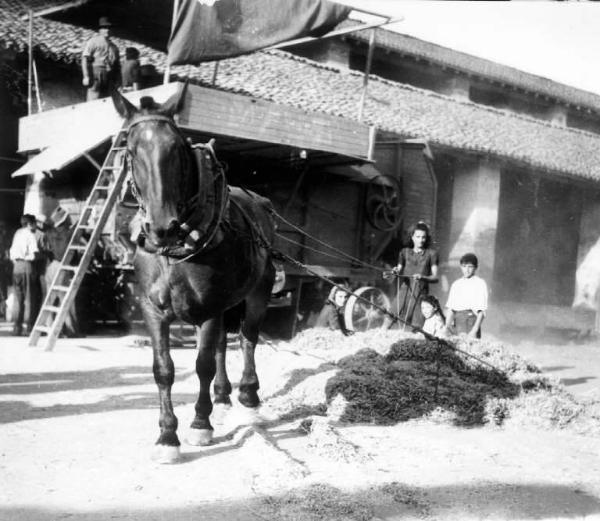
top-left (124, 115), bottom-right (229, 258)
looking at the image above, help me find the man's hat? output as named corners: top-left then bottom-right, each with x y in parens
top-left (98, 16), bottom-right (112, 28)
top-left (50, 206), bottom-right (71, 228)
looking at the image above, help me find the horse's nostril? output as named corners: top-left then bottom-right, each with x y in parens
top-left (167, 219), bottom-right (180, 236)
top-left (155, 227), bottom-right (167, 239)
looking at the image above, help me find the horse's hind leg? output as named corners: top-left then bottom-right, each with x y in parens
top-left (144, 304), bottom-right (180, 463)
top-left (213, 327), bottom-right (232, 406)
top-left (187, 316), bottom-right (222, 446)
top-left (238, 272), bottom-right (273, 408)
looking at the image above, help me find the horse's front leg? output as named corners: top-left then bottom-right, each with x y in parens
top-left (144, 302), bottom-right (179, 463)
top-left (187, 316), bottom-right (222, 446)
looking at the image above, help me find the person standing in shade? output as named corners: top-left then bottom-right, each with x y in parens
top-left (445, 253), bottom-right (488, 339)
top-left (121, 47), bottom-right (141, 92)
top-left (9, 215), bottom-right (45, 335)
top-left (44, 207), bottom-right (81, 337)
top-left (81, 17), bottom-right (121, 101)
top-left (385, 222), bottom-right (439, 330)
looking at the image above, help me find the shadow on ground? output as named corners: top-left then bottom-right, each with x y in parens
top-left (2, 482), bottom-right (599, 521)
top-left (0, 366), bottom-right (198, 424)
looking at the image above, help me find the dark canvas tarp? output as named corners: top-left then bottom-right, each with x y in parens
top-left (167, 0), bottom-right (350, 65)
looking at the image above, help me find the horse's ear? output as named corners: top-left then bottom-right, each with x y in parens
top-left (159, 81), bottom-right (188, 117)
top-left (112, 90), bottom-right (138, 119)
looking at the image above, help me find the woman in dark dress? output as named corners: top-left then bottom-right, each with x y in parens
top-left (389, 222), bottom-right (439, 329)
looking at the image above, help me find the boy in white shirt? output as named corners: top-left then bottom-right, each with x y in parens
top-left (445, 253), bottom-right (488, 339)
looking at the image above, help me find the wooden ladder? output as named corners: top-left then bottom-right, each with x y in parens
top-left (28, 126), bottom-right (129, 351)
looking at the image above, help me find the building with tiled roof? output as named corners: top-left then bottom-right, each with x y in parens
top-left (346, 22), bottom-right (600, 117)
top-left (2, 0), bottom-right (600, 333)
top-left (2, 2), bottom-right (600, 182)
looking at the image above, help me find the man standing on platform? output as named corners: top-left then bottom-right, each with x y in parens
top-left (81, 16), bottom-right (121, 101)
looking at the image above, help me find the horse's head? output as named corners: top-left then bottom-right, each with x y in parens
top-left (112, 85), bottom-right (196, 248)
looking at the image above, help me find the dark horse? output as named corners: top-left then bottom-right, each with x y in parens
top-left (112, 86), bottom-right (276, 463)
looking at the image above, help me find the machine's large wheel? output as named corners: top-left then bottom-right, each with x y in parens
top-left (344, 286), bottom-right (391, 332)
top-left (365, 175), bottom-right (403, 231)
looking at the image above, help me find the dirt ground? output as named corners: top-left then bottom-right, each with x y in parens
top-left (0, 323), bottom-right (599, 521)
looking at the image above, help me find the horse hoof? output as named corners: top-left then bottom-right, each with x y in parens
top-left (212, 403), bottom-right (232, 426)
top-left (186, 428), bottom-right (213, 446)
top-left (152, 444), bottom-right (181, 464)
top-left (231, 406), bottom-right (269, 426)
top-left (238, 391), bottom-right (260, 409)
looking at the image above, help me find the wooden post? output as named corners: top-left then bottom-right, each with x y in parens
top-left (33, 60), bottom-right (42, 112)
top-left (290, 280), bottom-right (303, 338)
top-left (27, 9), bottom-right (33, 115)
top-left (358, 29), bottom-right (376, 122)
top-left (211, 62), bottom-right (219, 85)
top-left (163, 0), bottom-right (180, 84)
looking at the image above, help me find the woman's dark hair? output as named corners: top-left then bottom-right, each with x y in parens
top-left (408, 221), bottom-right (431, 249)
top-left (420, 295), bottom-right (445, 322)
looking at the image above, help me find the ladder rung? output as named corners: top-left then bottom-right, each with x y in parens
top-left (103, 166), bottom-right (122, 170)
top-left (51, 285), bottom-right (71, 292)
top-left (95, 185), bottom-right (112, 189)
top-left (59, 266), bottom-right (78, 272)
top-left (33, 325), bottom-right (50, 333)
top-left (68, 245), bottom-right (87, 251)
top-left (43, 305), bottom-right (61, 313)
top-left (111, 146), bottom-right (127, 151)
top-left (77, 225), bottom-right (95, 230)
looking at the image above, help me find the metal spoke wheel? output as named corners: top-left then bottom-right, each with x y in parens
top-left (365, 175), bottom-right (403, 231)
top-left (344, 286), bottom-right (391, 332)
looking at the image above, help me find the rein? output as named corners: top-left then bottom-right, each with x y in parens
top-left (124, 115), bottom-right (228, 259)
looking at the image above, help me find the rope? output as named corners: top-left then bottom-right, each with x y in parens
top-left (271, 246), bottom-right (503, 373)
top-left (271, 208), bottom-right (387, 274)
top-left (276, 233), bottom-right (378, 265)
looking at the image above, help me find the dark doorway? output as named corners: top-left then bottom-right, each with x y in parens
top-left (494, 170), bottom-right (581, 306)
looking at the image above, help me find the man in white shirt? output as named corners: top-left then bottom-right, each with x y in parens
top-left (445, 253), bottom-right (488, 339)
top-left (9, 214), bottom-right (45, 336)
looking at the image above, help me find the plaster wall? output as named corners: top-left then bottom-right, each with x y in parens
top-left (493, 169), bottom-right (581, 306)
top-left (437, 76), bottom-right (470, 101)
top-left (573, 190), bottom-right (600, 311)
top-left (447, 160), bottom-right (501, 283)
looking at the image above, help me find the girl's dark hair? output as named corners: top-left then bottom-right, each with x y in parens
top-left (408, 221), bottom-right (431, 249)
top-left (420, 295), bottom-right (445, 322)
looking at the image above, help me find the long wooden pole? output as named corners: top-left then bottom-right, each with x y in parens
top-left (27, 9), bottom-right (33, 115)
top-left (33, 60), bottom-right (42, 112)
top-left (164, 0), bottom-right (180, 84)
top-left (267, 18), bottom-right (401, 51)
top-left (358, 29), bottom-right (376, 121)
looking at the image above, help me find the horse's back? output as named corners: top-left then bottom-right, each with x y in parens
top-left (228, 186), bottom-right (275, 243)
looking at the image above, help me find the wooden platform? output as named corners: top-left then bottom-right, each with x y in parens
top-left (18, 82), bottom-right (373, 167)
